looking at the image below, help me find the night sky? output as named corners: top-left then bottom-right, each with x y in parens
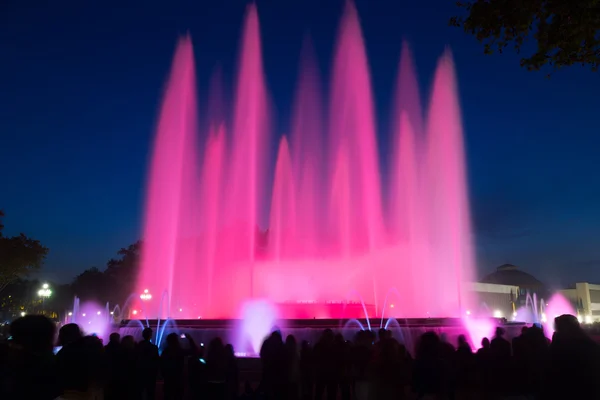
top-left (1, 0), bottom-right (599, 287)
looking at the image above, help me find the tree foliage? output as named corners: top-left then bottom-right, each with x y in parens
top-left (450, 0), bottom-right (600, 72)
top-left (0, 211), bottom-right (49, 293)
top-left (70, 241), bottom-right (141, 305)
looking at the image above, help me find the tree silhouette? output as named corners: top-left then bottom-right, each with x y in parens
top-left (0, 210), bottom-right (49, 293)
top-left (450, 0), bottom-right (600, 72)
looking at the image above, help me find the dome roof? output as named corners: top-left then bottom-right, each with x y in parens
top-left (480, 264), bottom-right (544, 287)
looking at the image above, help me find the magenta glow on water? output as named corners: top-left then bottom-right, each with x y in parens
top-left (136, 3), bottom-right (475, 323)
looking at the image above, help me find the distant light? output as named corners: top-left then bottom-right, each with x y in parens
top-left (585, 315), bottom-right (592, 324)
top-left (179, 308), bottom-right (183, 312)
top-left (197, 316), bottom-right (201, 319)
top-left (97, 311), bottom-right (101, 315)
top-left (42, 283), bottom-right (49, 289)
top-left (132, 310), bottom-right (138, 315)
top-left (20, 312), bottom-right (25, 317)
top-left (577, 315), bottom-right (583, 323)
top-left (493, 310), bottom-right (503, 318)
top-left (465, 310), bottom-right (471, 316)
top-left (541, 313), bottom-right (547, 323)
top-left (110, 311), bottom-right (114, 315)
top-left (140, 289), bottom-right (152, 301)
top-left (68, 312), bottom-right (72, 316)
top-left (390, 304), bottom-right (394, 308)
top-left (82, 313), bottom-right (86, 317)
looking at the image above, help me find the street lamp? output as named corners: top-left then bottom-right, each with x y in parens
top-left (38, 283), bottom-right (52, 314)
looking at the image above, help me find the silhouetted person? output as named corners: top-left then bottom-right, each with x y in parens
top-left (224, 343), bottom-right (239, 400)
top-left (3, 315), bottom-right (58, 400)
top-left (260, 330), bottom-right (285, 399)
top-left (284, 335), bottom-right (300, 400)
top-left (476, 337), bottom-right (492, 395)
top-left (299, 340), bottom-right (313, 400)
top-left (104, 332), bottom-right (123, 400)
top-left (118, 335), bottom-right (138, 399)
top-left (412, 331), bottom-right (445, 399)
top-left (205, 337), bottom-right (227, 399)
top-left (489, 327), bottom-right (511, 395)
top-left (313, 329), bottom-right (336, 400)
top-left (56, 324), bottom-right (105, 399)
top-left (545, 314), bottom-right (600, 399)
top-left (161, 333), bottom-right (185, 400)
top-left (137, 327), bottom-right (159, 400)
top-left (455, 334), bottom-right (475, 396)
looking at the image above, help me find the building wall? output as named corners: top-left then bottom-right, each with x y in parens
top-left (468, 282), bottom-right (519, 318)
top-left (560, 283), bottom-right (600, 322)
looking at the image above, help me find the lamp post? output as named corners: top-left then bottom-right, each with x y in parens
top-left (37, 283), bottom-right (52, 315)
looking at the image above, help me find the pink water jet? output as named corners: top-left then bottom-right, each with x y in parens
top-left (137, 3), bottom-right (476, 320)
top-left (544, 293), bottom-right (576, 337)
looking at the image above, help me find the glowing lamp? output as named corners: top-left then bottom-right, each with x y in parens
top-left (140, 289), bottom-right (152, 301)
top-left (493, 310), bottom-right (503, 318)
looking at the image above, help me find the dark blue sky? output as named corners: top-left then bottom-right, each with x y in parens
top-left (1, 0), bottom-right (599, 287)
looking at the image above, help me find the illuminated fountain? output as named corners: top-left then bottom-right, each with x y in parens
top-left (516, 292), bottom-right (576, 338)
top-left (135, 1), bottom-right (476, 341)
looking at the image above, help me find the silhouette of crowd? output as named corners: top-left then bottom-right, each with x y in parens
top-left (1, 313), bottom-right (599, 399)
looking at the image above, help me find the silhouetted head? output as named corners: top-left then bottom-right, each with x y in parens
top-left (10, 315), bottom-right (55, 354)
top-left (224, 343), bottom-right (234, 357)
top-left (109, 332), bottom-right (120, 344)
top-left (481, 337), bottom-right (490, 349)
top-left (58, 323), bottom-right (82, 347)
top-left (440, 333), bottom-right (449, 343)
top-left (521, 326), bottom-right (529, 335)
top-left (286, 334), bottom-right (297, 348)
top-left (142, 327), bottom-right (153, 341)
top-left (554, 314), bottom-right (581, 336)
top-left (321, 328), bottom-right (334, 343)
top-left (378, 328), bottom-right (387, 341)
top-left (122, 335), bottom-right (135, 349)
top-left (495, 327), bottom-right (505, 338)
top-left (270, 330), bottom-right (282, 343)
top-left (416, 331), bottom-right (440, 359)
top-left (457, 334), bottom-right (468, 347)
top-left (165, 332), bottom-right (180, 348)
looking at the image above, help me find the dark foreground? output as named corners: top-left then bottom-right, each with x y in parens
top-left (2, 314), bottom-right (600, 399)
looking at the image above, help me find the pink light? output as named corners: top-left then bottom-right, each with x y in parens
top-left (544, 293), bottom-right (576, 337)
top-left (464, 317), bottom-right (495, 350)
top-left (239, 299), bottom-right (277, 355)
top-left (135, 3), bottom-right (475, 321)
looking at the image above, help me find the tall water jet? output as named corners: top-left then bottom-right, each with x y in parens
top-left (291, 37), bottom-right (323, 257)
top-left (218, 4), bottom-right (270, 316)
top-left (425, 50), bottom-right (474, 315)
top-left (197, 127), bottom-right (225, 317)
top-left (134, 3), bottom-right (477, 321)
top-left (269, 137), bottom-right (297, 260)
top-left (137, 36), bottom-right (199, 317)
top-left (329, 1), bottom-right (384, 261)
